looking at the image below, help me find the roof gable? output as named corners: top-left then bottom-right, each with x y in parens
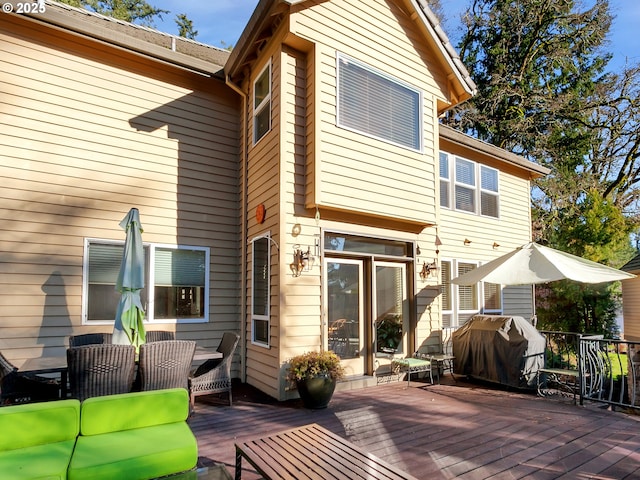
top-left (226, 0), bottom-right (476, 108)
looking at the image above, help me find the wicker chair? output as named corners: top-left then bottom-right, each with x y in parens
top-left (67, 344), bottom-right (136, 402)
top-left (145, 331), bottom-right (176, 342)
top-left (189, 332), bottom-right (239, 407)
top-left (68, 333), bottom-right (113, 347)
top-left (137, 340), bottom-right (196, 391)
top-left (0, 352), bottom-right (60, 405)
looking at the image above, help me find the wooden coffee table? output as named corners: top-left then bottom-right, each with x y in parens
top-left (235, 423), bottom-right (419, 480)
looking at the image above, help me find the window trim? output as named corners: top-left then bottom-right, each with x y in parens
top-left (251, 233), bottom-right (271, 348)
top-left (440, 258), bottom-right (503, 327)
top-left (82, 238), bottom-right (210, 325)
top-left (336, 52), bottom-right (423, 152)
top-left (440, 152), bottom-right (501, 219)
top-left (253, 61), bottom-right (272, 145)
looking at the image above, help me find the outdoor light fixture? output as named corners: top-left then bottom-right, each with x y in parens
top-left (290, 245), bottom-right (313, 277)
top-left (419, 259), bottom-right (438, 280)
top-left (493, 242), bottom-right (500, 249)
top-left (464, 238), bottom-right (472, 246)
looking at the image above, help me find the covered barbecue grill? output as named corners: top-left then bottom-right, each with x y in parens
top-left (452, 315), bottom-right (545, 388)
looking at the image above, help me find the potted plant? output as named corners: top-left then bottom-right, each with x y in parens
top-left (286, 350), bottom-right (346, 409)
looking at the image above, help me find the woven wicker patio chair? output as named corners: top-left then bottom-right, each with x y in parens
top-left (67, 344), bottom-right (136, 402)
top-left (68, 332), bottom-right (113, 347)
top-left (137, 340), bottom-right (196, 391)
top-left (0, 351), bottom-right (60, 405)
top-left (189, 332), bottom-right (239, 407)
top-left (145, 331), bottom-right (175, 342)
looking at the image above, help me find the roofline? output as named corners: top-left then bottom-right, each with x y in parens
top-left (225, 0), bottom-right (275, 78)
top-left (439, 124), bottom-right (550, 178)
top-left (412, 0), bottom-right (477, 98)
top-left (23, 1), bottom-right (227, 77)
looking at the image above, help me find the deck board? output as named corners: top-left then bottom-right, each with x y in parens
top-left (188, 377), bottom-right (640, 479)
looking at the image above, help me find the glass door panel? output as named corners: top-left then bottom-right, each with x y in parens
top-left (374, 262), bottom-right (407, 356)
top-left (326, 259), bottom-right (364, 376)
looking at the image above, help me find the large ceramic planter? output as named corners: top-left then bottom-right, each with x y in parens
top-left (296, 373), bottom-right (336, 409)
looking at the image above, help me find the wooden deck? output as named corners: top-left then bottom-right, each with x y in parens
top-left (188, 377), bottom-right (640, 479)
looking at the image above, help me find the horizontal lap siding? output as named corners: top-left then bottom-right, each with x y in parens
top-left (0, 15), bottom-right (240, 361)
top-left (293, 0), bottom-right (442, 224)
top-left (622, 279), bottom-right (640, 341)
top-left (245, 44), bottom-right (282, 399)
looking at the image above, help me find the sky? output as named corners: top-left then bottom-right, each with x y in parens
top-left (146, 0), bottom-right (640, 72)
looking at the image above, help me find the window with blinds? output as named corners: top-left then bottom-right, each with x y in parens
top-left (84, 240), bottom-right (209, 323)
top-left (252, 235), bottom-right (270, 346)
top-left (457, 262), bottom-right (479, 311)
top-left (440, 152), bottom-right (500, 218)
top-left (439, 152), bottom-right (450, 208)
top-left (483, 281), bottom-right (502, 312)
top-left (337, 53), bottom-right (422, 151)
top-left (253, 61), bottom-right (271, 144)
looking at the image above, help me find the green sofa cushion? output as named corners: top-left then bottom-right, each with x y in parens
top-left (0, 440), bottom-right (76, 480)
top-left (79, 388), bottom-right (189, 436)
top-left (0, 399), bottom-right (80, 451)
top-left (67, 422), bottom-right (197, 480)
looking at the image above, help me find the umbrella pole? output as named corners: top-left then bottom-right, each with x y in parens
top-left (531, 284), bottom-right (537, 327)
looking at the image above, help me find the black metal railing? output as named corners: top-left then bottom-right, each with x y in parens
top-left (539, 330), bottom-right (640, 410)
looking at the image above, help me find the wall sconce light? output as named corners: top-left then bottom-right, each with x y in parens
top-left (290, 245), bottom-right (314, 277)
top-left (464, 238), bottom-right (472, 246)
top-left (419, 259), bottom-right (438, 281)
top-left (493, 242), bottom-right (500, 249)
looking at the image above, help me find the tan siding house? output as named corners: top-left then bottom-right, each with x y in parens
top-left (0, 7), bottom-right (240, 364)
top-left (1, 0), bottom-right (548, 401)
top-left (621, 256), bottom-right (640, 341)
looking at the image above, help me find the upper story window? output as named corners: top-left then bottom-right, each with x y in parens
top-left (337, 53), bottom-right (422, 152)
top-left (253, 62), bottom-right (271, 144)
top-left (84, 240), bottom-right (209, 324)
top-left (440, 152), bottom-right (500, 218)
top-left (252, 235), bottom-right (271, 347)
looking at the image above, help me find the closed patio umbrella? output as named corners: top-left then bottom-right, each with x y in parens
top-left (452, 242), bottom-right (635, 286)
top-left (112, 208), bottom-right (146, 351)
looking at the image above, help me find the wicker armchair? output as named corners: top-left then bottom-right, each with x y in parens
top-left (67, 344), bottom-right (136, 402)
top-left (137, 340), bottom-right (196, 391)
top-left (189, 332), bottom-right (239, 407)
top-left (145, 331), bottom-right (176, 342)
top-left (68, 333), bottom-right (113, 347)
top-left (0, 352), bottom-right (60, 405)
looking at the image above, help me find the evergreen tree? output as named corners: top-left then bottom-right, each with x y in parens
top-left (175, 13), bottom-right (198, 40)
top-left (443, 0), bottom-right (640, 335)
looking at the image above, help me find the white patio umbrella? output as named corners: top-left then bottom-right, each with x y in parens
top-left (451, 242), bottom-right (635, 286)
top-left (112, 208), bottom-right (146, 351)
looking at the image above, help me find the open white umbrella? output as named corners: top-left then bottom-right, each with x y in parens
top-left (112, 208), bottom-right (146, 351)
top-left (452, 242), bottom-right (635, 286)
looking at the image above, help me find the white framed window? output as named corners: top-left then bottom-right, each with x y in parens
top-left (480, 166), bottom-right (499, 217)
top-left (439, 152), bottom-right (450, 209)
top-left (337, 53), bottom-right (423, 152)
top-left (440, 152), bottom-right (500, 218)
top-left (440, 259), bottom-right (502, 327)
top-left (251, 234), bottom-right (271, 347)
top-left (83, 239), bottom-right (209, 324)
top-left (253, 61), bottom-right (271, 144)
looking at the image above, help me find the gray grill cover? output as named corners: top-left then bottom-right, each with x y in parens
top-left (452, 315), bottom-right (545, 388)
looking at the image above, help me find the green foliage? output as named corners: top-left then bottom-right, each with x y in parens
top-left (175, 13), bottom-right (198, 40)
top-left (286, 350), bottom-right (345, 382)
top-left (444, 0), bottom-right (640, 335)
top-left (58, 0), bottom-right (169, 28)
top-left (56, 1), bottom-right (203, 46)
top-left (376, 315), bottom-right (402, 353)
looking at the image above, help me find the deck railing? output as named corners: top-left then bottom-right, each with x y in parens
top-left (540, 330), bottom-right (640, 410)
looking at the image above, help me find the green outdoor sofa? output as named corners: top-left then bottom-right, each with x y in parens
top-left (0, 388), bottom-right (198, 480)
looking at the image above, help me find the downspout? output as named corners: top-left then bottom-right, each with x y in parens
top-left (226, 74), bottom-right (249, 383)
